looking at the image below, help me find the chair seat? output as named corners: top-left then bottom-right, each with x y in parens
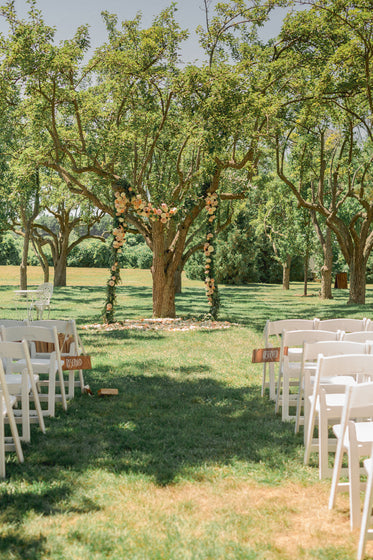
top-left (334, 421), bottom-right (373, 449)
top-left (1, 394), bottom-right (17, 415)
top-left (4, 373), bottom-right (35, 393)
top-left (15, 358), bottom-right (58, 374)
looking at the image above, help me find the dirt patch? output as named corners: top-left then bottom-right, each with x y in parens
top-left (82, 318), bottom-right (238, 332)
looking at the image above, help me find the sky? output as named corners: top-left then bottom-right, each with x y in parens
top-left (0, 0), bottom-right (291, 63)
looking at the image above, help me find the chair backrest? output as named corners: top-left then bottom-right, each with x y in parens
top-left (37, 282), bottom-right (53, 296)
top-left (317, 318), bottom-right (367, 332)
top-left (342, 382), bottom-right (373, 417)
top-left (316, 354), bottom-right (373, 381)
top-left (340, 331), bottom-right (373, 343)
top-left (264, 319), bottom-right (318, 342)
top-left (302, 340), bottom-right (367, 362)
top-left (30, 319), bottom-right (80, 354)
top-left (282, 329), bottom-right (339, 350)
top-left (0, 339), bottom-right (33, 375)
top-left (0, 320), bottom-right (27, 328)
top-left (1, 325), bottom-right (56, 345)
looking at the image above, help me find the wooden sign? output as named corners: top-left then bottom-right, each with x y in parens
top-left (61, 355), bottom-right (92, 370)
top-left (98, 388), bottom-right (118, 396)
top-left (251, 347), bottom-right (288, 363)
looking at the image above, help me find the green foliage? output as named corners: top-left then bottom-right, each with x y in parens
top-left (0, 232), bottom-right (22, 265)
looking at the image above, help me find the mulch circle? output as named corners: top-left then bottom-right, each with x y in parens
top-left (82, 318), bottom-right (239, 332)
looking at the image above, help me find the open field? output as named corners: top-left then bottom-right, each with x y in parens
top-left (0, 267), bottom-right (372, 559)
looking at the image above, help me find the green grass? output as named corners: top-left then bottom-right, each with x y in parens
top-left (0, 267), bottom-right (368, 559)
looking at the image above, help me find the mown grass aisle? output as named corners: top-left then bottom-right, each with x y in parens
top-left (0, 268), bottom-right (369, 559)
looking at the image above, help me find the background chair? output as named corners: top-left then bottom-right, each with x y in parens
top-left (29, 282), bottom-right (53, 320)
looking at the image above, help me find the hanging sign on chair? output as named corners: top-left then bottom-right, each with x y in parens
top-left (251, 347), bottom-right (288, 363)
top-left (61, 355), bottom-right (92, 370)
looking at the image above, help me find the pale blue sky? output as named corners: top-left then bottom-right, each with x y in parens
top-left (0, 0), bottom-right (290, 63)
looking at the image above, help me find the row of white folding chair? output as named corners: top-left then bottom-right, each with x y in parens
top-left (275, 330), bottom-right (341, 422)
top-left (304, 354), bottom-right (373, 480)
top-left (0, 318), bottom-right (85, 400)
top-left (262, 318), bottom-right (369, 401)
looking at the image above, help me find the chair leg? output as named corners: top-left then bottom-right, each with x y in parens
top-left (328, 433), bottom-right (345, 511)
top-left (358, 460), bottom-right (373, 560)
top-left (349, 445), bottom-right (363, 530)
top-left (0, 398), bottom-right (5, 478)
top-left (304, 397), bottom-right (317, 465)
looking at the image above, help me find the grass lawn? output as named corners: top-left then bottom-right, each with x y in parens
top-left (0, 266), bottom-right (371, 559)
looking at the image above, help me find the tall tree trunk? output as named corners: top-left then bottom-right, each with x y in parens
top-left (303, 247), bottom-right (309, 297)
top-left (54, 256), bottom-right (67, 287)
top-left (31, 238), bottom-right (49, 282)
top-left (282, 255), bottom-right (291, 290)
top-left (20, 227), bottom-right (31, 290)
top-left (348, 249), bottom-right (367, 304)
top-left (320, 226), bottom-right (333, 299)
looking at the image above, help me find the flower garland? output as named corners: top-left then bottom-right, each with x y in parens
top-left (103, 185), bottom-right (178, 323)
top-left (204, 192), bottom-right (220, 319)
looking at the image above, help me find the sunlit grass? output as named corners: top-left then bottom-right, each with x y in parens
top-left (0, 267), bottom-right (369, 558)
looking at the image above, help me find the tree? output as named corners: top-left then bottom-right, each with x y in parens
top-left (31, 175), bottom-right (106, 286)
top-left (274, 0), bottom-right (373, 304)
top-left (0, 0), bottom-right (280, 319)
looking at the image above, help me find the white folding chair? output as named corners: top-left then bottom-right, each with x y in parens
top-left (262, 319), bottom-right (318, 401)
top-left (1, 325), bottom-right (67, 417)
top-left (30, 319), bottom-right (86, 399)
top-left (358, 447), bottom-right (373, 560)
top-left (0, 340), bottom-right (45, 442)
top-left (275, 329), bottom-right (339, 422)
top-left (0, 359), bottom-right (24, 477)
top-left (317, 318), bottom-right (368, 332)
top-left (328, 382), bottom-right (373, 529)
top-left (304, 354), bottom-right (373, 479)
top-left (295, 340), bottom-right (367, 437)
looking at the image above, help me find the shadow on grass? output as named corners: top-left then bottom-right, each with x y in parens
top-left (15, 367), bottom-right (301, 491)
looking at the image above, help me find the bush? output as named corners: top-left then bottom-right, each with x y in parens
top-left (0, 233), bottom-right (22, 265)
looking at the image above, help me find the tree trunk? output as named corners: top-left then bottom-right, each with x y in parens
top-left (348, 250), bottom-right (367, 304)
top-left (174, 267), bottom-right (182, 294)
top-left (319, 226), bottom-right (333, 300)
top-left (282, 255), bottom-right (291, 290)
top-left (31, 238), bottom-right (50, 282)
top-left (20, 227), bottom-right (31, 290)
top-left (152, 261), bottom-right (177, 317)
top-left (303, 247), bottom-right (309, 297)
top-left (54, 253), bottom-right (67, 287)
